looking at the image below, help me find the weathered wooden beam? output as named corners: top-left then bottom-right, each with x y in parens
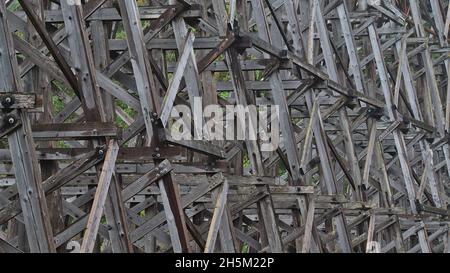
top-left (159, 172), bottom-right (191, 253)
top-left (61, 0), bottom-right (105, 121)
top-left (130, 174), bottom-right (224, 243)
top-left (80, 140), bottom-right (119, 253)
top-left (0, 0), bottom-right (449, 254)
top-left (17, 0), bottom-right (81, 99)
top-left (204, 180), bottom-right (229, 253)
top-left (159, 31), bottom-right (195, 126)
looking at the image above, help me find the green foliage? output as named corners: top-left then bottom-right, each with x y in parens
top-left (218, 91), bottom-right (230, 100)
top-left (7, 1), bottom-right (20, 12)
top-left (56, 141), bottom-right (70, 149)
top-left (255, 70), bottom-right (264, 81)
top-left (166, 50), bottom-right (177, 62)
top-left (52, 96), bottom-right (65, 114)
top-left (115, 23), bottom-right (126, 40)
top-left (278, 162), bottom-right (287, 176)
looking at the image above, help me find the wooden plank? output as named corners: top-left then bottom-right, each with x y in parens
top-left (130, 174), bottom-right (224, 242)
top-left (158, 174), bottom-right (188, 253)
top-left (1, 0), bottom-right (450, 254)
top-left (256, 185), bottom-right (283, 253)
top-left (116, 0), bottom-right (161, 145)
top-left (61, 0), bottom-right (105, 121)
top-left (204, 181), bottom-right (229, 253)
top-left (80, 140), bottom-right (119, 253)
top-left (31, 122), bottom-right (119, 140)
top-left (159, 31), bottom-right (195, 126)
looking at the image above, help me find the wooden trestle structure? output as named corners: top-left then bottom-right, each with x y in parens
top-left (1, 0), bottom-right (450, 253)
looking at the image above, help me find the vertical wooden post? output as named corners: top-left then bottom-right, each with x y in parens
top-left (0, 0), bottom-right (55, 253)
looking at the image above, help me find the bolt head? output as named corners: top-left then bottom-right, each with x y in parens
top-left (8, 117), bottom-right (15, 124)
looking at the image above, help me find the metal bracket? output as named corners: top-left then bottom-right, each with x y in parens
top-left (0, 111), bottom-right (22, 138)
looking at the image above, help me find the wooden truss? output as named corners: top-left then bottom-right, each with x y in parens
top-left (0, 0), bottom-right (450, 253)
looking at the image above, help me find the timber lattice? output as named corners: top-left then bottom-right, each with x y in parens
top-left (0, 0), bottom-right (450, 253)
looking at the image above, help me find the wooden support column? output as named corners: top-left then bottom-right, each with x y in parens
top-left (315, 2), bottom-right (363, 199)
top-left (283, 0), bottom-right (353, 252)
top-left (117, 0), bottom-right (161, 145)
top-left (0, 0), bottom-right (56, 253)
top-left (256, 185), bottom-right (283, 253)
top-left (203, 181), bottom-right (228, 253)
top-left (168, 0), bottom-right (205, 139)
top-left (408, 0), bottom-right (450, 188)
top-left (250, 0), bottom-right (303, 185)
top-left (60, 0), bottom-right (104, 122)
top-left (211, 0), bottom-right (264, 175)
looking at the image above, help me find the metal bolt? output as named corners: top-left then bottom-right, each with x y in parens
top-left (8, 117), bottom-right (15, 124)
top-left (5, 97), bottom-right (11, 104)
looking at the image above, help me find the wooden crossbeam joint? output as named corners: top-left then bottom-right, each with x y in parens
top-left (0, 93), bottom-right (28, 137)
top-left (0, 111), bottom-right (21, 138)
